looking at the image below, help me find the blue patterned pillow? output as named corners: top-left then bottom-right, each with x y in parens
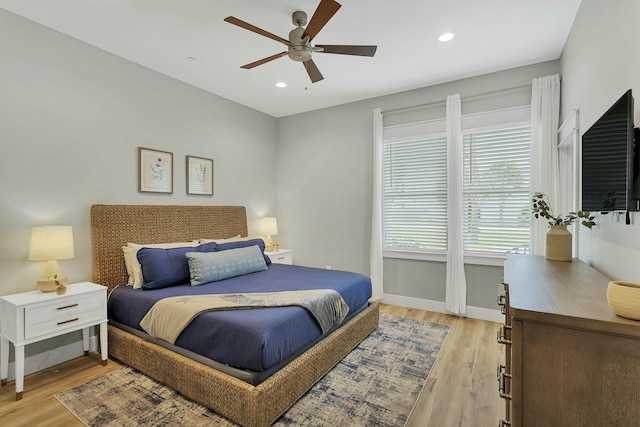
top-left (137, 246), bottom-right (195, 290)
top-left (186, 245), bottom-right (268, 286)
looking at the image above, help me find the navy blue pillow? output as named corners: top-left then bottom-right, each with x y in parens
top-left (197, 242), bottom-right (218, 253)
top-left (216, 238), bottom-right (271, 265)
top-left (137, 246), bottom-right (195, 290)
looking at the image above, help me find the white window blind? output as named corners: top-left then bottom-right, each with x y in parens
top-left (381, 105), bottom-right (532, 261)
top-left (383, 136), bottom-right (448, 252)
top-left (462, 125), bottom-right (531, 255)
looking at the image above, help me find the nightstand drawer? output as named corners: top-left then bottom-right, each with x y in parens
top-left (24, 294), bottom-right (104, 340)
top-left (269, 251), bottom-right (293, 265)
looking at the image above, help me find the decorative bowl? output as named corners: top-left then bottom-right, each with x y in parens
top-left (606, 281), bottom-right (640, 320)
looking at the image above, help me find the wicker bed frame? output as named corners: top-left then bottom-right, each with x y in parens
top-left (91, 204), bottom-right (379, 427)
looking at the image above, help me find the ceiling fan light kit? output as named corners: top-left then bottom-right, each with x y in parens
top-left (224, 0), bottom-right (377, 83)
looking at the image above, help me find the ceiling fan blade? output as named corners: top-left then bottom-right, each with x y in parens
top-left (241, 52), bottom-right (288, 69)
top-left (303, 0), bottom-right (341, 41)
top-left (304, 59), bottom-right (324, 83)
top-left (315, 44), bottom-right (377, 57)
top-left (224, 16), bottom-right (289, 46)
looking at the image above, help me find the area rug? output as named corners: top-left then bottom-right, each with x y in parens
top-left (55, 313), bottom-right (449, 427)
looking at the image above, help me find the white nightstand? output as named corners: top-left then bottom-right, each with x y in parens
top-left (265, 249), bottom-right (293, 265)
top-left (0, 281), bottom-right (108, 400)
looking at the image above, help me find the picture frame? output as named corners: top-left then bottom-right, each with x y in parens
top-left (186, 155), bottom-right (214, 196)
top-left (138, 147), bottom-right (173, 193)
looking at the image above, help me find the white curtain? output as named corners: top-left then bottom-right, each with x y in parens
top-left (445, 94), bottom-right (467, 315)
top-left (530, 75), bottom-right (561, 255)
top-left (370, 108), bottom-right (384, 301)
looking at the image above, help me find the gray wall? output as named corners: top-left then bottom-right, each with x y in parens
top-left (277, 61), bottom-right (560, 310)
top-left (0, 9), bottom-right (278, 298)
top-left (560, 0), bottom-right (640, 280)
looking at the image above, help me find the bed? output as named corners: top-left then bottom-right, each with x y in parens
top-left (91, 204), bottom-right (379, 427)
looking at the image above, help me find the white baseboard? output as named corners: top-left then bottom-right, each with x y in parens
top-left (3, 335), bottom-right (99, 381)
top-left (381, 294), bottom-right (503, 323)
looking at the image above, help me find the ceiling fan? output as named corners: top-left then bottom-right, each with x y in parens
top-left (224, 0), bottom-right (377, 83)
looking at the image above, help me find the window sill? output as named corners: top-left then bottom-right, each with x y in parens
top-left (382, 250), bottom-right (506, 267)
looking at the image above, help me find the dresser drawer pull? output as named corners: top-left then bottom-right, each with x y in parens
top-left (57, 318), bottom-right (79, 326)
top-left (496, 364), bottom-right (511, 378)
top-left (497, 325), bottom-right (512, 345)
top-left (497, 366), bottom-right (512, 400)
top-left (497, 294), bottom-right (506, 306)
top-left (57, 303), bottom-right (79, 310)
top-left (499, 420), bottom-right (511, 427)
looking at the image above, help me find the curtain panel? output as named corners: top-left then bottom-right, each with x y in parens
top-left (530, 74), bottom-right (561, 255)
top-left (445, 94), bottom-right (467, 315)
top-left (370, 108), bottom-right (384, 301)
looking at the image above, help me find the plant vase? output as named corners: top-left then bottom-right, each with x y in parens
top-left (545, 225), bottom-right (572, 261)
top-left (56, 285), bottom-right (67, 295)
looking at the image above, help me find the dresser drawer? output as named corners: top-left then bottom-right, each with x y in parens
top-left (24, 293), bottom-right (104, 340)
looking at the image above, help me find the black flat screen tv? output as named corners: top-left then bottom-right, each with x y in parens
top-left (581, 89), bottom-right (637, 212)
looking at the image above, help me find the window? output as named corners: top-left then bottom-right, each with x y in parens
top-left (382, 106), bottom-right (531, 260)
top-left (383, 135), bottom-right (447, 252)
top-left (462, 126), bottom-right (531, 255)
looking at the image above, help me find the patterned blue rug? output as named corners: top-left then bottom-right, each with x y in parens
top-left (56, 313), bottom-right (449, 426)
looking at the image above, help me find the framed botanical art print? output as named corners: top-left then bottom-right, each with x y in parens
top-left (186, 155), bottom-right (213, 196)
top-left (138, 147), bottom-right (173, 193)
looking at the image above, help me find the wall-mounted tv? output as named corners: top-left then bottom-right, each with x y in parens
top-left (581, 89), bottom-right (638, 212)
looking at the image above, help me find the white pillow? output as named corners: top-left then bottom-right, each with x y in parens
top-left (199, 235), bottom-right (265, 245)
top-left (198, 235), bottom-right (241, 244)
top-left (127, 241), bottom-right (199, 289)
top-left (122, 246), bottom-right (135, 285)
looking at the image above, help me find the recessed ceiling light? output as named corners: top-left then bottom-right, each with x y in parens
top-left (275, 82), bottom-right (287, 88)
top-left (186, 56), bottom-right (197, 62)
top-left (438, 32), bottom-right (455, 42)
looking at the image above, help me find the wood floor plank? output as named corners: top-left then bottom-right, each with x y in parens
top-left (380, 304), bottom-right (503, 427)
top-left (0, 354), bottom-right (120, 427)
top-left (0, 306), bottom-right (502, 426)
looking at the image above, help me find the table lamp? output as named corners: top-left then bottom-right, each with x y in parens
top-left (28, 225), bottom-right (75, 292)
top-left (260, 217), bottom-right (278, 251)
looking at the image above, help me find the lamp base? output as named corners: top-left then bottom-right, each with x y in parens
top-left (37, 276), bottom-right (68, 292)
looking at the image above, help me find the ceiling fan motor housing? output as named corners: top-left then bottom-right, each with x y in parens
top-left (288, 26), bottom-right (312, 62)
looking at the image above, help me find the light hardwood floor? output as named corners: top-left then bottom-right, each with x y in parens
top-left (0, 304), bottom-right (503, 426)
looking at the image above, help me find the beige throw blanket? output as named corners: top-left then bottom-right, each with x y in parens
top-left (139, 289), bottom-right (349, 344)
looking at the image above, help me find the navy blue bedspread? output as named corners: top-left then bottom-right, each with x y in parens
top-left (108, 264), bottom-right (372, 372)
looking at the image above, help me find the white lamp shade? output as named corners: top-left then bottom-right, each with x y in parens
top-left (260, 217), bottom-right (278, 236)
top-left (28, 226), bottom-right (75, 261)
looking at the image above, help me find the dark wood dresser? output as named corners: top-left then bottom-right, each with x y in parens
top-left (498, 254), bottom-right (640, 426)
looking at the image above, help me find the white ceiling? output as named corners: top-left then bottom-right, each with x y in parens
top-left (0, 0), bottom-right (581, 118)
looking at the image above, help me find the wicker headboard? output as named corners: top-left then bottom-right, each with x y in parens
top-left (91, 204), bottom-right (248, 292)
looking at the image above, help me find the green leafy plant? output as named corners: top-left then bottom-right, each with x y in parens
top-left (532, 192), bottom-right (596, 229)
top-left (53, 274), bottom-right (61, 287)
